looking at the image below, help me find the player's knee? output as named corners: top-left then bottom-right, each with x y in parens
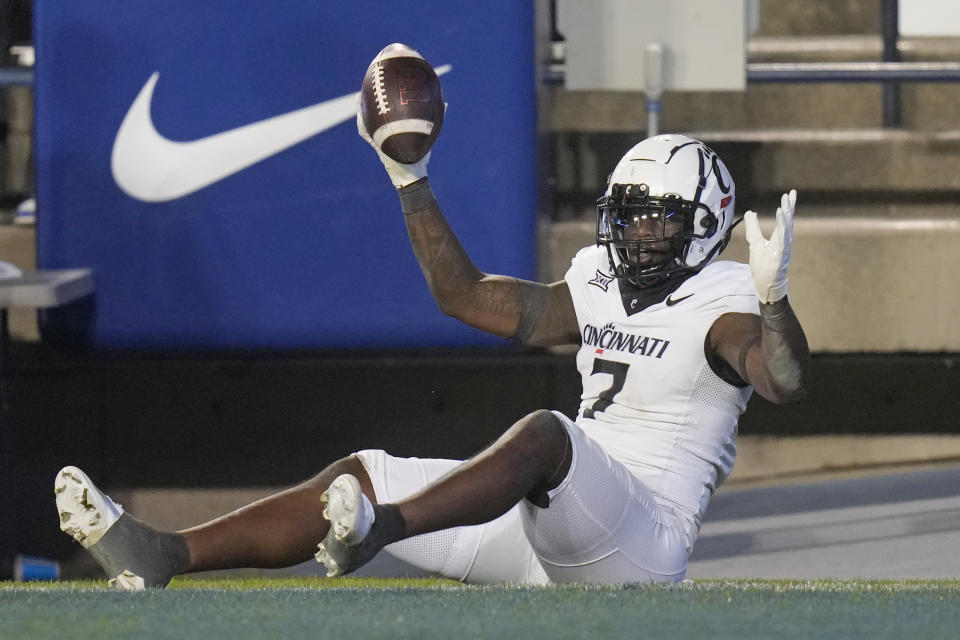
top-left (512, 409), bottom-right (561, 437)
top-left (302, 454), bottom-right (376, 503)
top-left (507, 410), bottom-right (570, 506)
top-left (507, 410), bottom-right (568, 466)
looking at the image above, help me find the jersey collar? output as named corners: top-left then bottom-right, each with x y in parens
top-left (617, 272), bottom-right (691, 316)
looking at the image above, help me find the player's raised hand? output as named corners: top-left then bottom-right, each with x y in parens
top-left (357, 107), bottom-right (430, 188)
top-left (358, 43), bottom-right (444, 189)
top-left (743, 189), bottom-right (797, 304)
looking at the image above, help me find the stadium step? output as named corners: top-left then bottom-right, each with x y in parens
top-left (751, 0), bottom-right (883, 37)
top-left (544, 129), bottom-right (960, 221)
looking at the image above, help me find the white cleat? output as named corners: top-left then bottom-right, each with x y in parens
top-left (54, 466), bottom-right (123, 549)
top-left (315, 474), bottom-right (374, 577)
top-left (108, 570), bottom-right (146, 591)
top-left (314, 543), bottom-right (342, 577)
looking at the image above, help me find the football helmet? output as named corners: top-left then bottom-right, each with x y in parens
top-left (596, 134), bottom-right (736, 288)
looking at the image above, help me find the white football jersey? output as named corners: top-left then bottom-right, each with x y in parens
top-left (564, 245), bottom-right (760, 550)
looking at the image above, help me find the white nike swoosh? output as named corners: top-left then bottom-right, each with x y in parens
top-left (112, 65), bottom-right (451, 202)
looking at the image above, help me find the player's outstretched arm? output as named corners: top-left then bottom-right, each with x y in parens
top-left (710, 190), bottom-right (811, 404)
top-left (400, 179), bottom-right (578, 347)
top-left (358, 111), bottom-right (579, 348)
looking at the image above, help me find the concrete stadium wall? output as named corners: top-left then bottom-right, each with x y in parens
top-left (7, 348), bottom-right (960, 568)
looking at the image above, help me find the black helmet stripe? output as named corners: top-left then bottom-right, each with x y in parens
top-left (712, 155), bottom-right (732, 194)
top-left (693, 148), bottom-right (707, 205)
top-left (665, 141), bottom-right (699, 164)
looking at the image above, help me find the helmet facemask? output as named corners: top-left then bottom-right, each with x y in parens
top-left (597, 182), bottom-right (719, 289)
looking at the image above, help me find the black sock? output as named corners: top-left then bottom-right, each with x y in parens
top-left (371, 503), bottom-right (408, 547)
top-left (88, 513), bottom-right (190, 587)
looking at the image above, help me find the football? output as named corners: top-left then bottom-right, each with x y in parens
top-left (360, 43), bottom-right (444, 164)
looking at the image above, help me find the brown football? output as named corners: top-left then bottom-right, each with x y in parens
top-left (360, 43), bottom-right (444, 164)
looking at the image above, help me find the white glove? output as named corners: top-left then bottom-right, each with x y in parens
top-left (744, 189), bottom-right (796, 304)
top-left (356, 108), bottom-right (430, 189)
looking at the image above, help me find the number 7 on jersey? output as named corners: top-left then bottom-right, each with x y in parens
top-left (582, 358), bottom-right (630, 419)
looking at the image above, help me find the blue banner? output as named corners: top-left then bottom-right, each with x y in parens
top-left (34, 1), bottom-right (537, 349)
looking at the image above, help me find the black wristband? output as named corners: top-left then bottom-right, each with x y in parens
top-left (398, 177), bottom-right (436, 215)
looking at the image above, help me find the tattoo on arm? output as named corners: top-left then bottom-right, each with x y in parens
top-left (404, 192), bottom-right (526, 335)
top-left (472, 282), bottom-right (522, 319)
top-left (400, 181), bottom-right (576, 345)
top-left (406, 206), bottom-right (482, 295)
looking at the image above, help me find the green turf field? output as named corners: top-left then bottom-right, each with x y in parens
top-left (3, 577), bottom-right (959, 639)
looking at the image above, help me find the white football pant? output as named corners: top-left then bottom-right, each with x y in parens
top-left (354, 411), bottom-right (688, 584)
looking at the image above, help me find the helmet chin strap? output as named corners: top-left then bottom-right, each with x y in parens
top-left (627, 270), bottom-right (675, 290)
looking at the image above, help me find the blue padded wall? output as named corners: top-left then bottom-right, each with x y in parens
top-left (34, 1), bottom-right (537, 349)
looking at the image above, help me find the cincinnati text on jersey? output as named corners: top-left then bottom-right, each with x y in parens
top-left (582, 322), bottom-right (671, 358)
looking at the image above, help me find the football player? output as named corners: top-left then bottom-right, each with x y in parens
top-left (54, 127), bottom-right (809, 588)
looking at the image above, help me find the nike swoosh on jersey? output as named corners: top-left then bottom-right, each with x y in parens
top-left (112, 66), bottom-right (451, 202)
top-left (665, 293), bottom-right (695, 306)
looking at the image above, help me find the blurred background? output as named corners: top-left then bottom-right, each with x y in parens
top-left (0, 0), bottom-right (958, 578)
